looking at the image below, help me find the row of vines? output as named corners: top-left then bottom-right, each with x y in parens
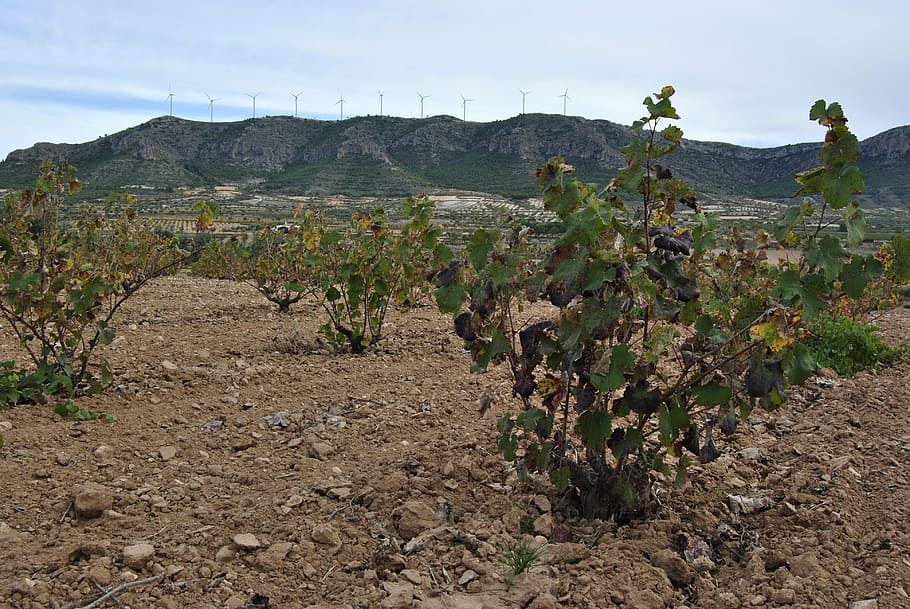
top-left (1, 89), bottom-right (908, 519)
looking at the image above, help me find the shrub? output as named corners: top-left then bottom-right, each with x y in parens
top-left (304, 196), bottom-right (452, 353)
top-left (433, 89), bottom-right (880, 521)
top-left (806, 315), bottom-right (906, 376)
top-left (0, 161), bottom-right (195, 405)
top-left (194, 225), bottom-right (317, 313)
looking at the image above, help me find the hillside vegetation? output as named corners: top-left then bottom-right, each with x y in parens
top-left (1, 114), bottom-right (908, 206)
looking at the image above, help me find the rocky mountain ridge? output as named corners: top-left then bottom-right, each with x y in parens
top-left (1, 114), bottom-right (907, 206)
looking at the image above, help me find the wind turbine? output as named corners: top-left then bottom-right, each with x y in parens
top-left (336, 92), bottom-right (346, 120)
top-left (417, 91), bottom-right (429, 118)
top-left (167, 85), bottom-right (175, 116)
top-left (247, 92), bottom-right (262, 118)
top-left (205, 93), bottom-right (220, 123)
top-left (559, 88), bottom-right (571, 116)
top-left (290, 91), bottom-right (302, 117)
top-left (519, 89), bottom-right (531, 115)
top-left (460, 93), bottom-right (473, 121)
top-left (378, 90), bottom-right (384, 117)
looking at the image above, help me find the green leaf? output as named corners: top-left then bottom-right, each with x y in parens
top-left (887, 235), bottom-right (910, 282)
top-left (576, 411), bottom-right (612, 448)
top-left (516, 408), bottom-right (547, 432)
top-left (658, 403), bottom-right (690, 446)
top-left (840, 254), bottom-right (883, 299)
top-left (783, 342), bottom-right (816, 385)
top-left (590, 344), bottom-right (635, 392)
top-left (774, 205), bottom-right (804, 242)
top-left (805, 234), bottom-right (848, 282)
top-left (691, 382), bottom-right (733, 406)
top-left (809, 99), bottom-right (827, 122)
top-left (496, 412), bottom-right (513, 434)
top-left (466, 229), bottom-right (495, 270)
top-left (473, 326), bottom-right (511, 371)
top-left (433, 283), bottom-right (465, 314)
top-left (842, 201), bottom-right (866, 246)
top-left (610, 427), bottom-right (643, 460)
top-left (822, 165), bottom-right (864, 209)
top-left (549, 465), bottom-right (570, 492)
top-left (498, 433), bottom-right (518, 461)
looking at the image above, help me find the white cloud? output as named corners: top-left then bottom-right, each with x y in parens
top-left (1, 0), bottom-right (907, 159)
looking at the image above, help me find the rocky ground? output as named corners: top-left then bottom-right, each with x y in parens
top-left (0, 274), bottom-right (908, 609)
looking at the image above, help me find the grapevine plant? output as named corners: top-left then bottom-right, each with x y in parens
top-left (0, 161), bottom-right (208, 408)
top-left (434, 88), bottom-right (882, 521)
top-left (196, 196), bottom-right (452, 353)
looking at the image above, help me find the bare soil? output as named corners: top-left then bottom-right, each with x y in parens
top-left (1, 274), bottom-right (908, 609)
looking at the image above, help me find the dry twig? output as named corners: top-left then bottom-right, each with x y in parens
top-left (60, 574), bottom-right (164, 609)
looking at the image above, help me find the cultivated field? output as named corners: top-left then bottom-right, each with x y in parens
top-left (1, 274), bottom-right (908, 608)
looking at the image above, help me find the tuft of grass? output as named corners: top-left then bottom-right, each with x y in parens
top-left (501, 537), bottom-right (547, 585)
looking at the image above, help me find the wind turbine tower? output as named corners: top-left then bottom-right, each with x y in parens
top-left (559, 88), bottom-right (571, 116)
top-left (378, 90), bottom-right (384, 117)
top-left (519, 89), bottom-right (531, 115)
top-left (247, 92), bottom-right (262, 118)
top-left (167, 86), bottom-right (175, 116)
top-left (336, 92), bottom-right (346, 120)
top-left (417, 92), bottom-right (429, 118)
top-left (460, 93), bottom-right (473, 121)
top-left (205, 93), bottom-right (220, 123)
top-left (291, 91), bottom-right (302, 117)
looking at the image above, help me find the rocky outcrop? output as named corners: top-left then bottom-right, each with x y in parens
top-left (1, 114), bottom-right (907, 204)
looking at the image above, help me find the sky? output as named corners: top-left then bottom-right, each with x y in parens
top-left (1, 0), bottom-right (907, 161)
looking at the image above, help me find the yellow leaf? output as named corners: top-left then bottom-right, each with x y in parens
top-left (749, 319), bottom-right (795, 352)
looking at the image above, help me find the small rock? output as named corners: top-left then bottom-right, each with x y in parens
top-left (528, 592), bottom-right (559, 609)
top-left (771, 588), bottom-right (797, 604)
top-left (88, 565), bottom-right (112, 586)
top-left (311, 523), bottom-right (341, 547)
top-left (231, 437), bottom-right (255, 452)
top-left (73, 482), bottom-right (113, 518)
top-left (93, 445), bottom-right (115, 461)
top-left (624, 589), bottom-right (664, 609)
top-left (790, 551), bottom-right (820, 578)
top-left (381, 581), bottom-right (415, 609)
top-left (394, 500), bottom-right (439, 540)
top-left (287, 437), bottom-right (303, 448)
top-left (738, 447), bottom-right (766, 462)
top-left (532, 495), bottom-right (551, 513)
top-left (122, 543), bottom-right (155, 569)
top-left (401, 568), bottom-right (423, 585)
top-left (650, 549), bottom-right (693, 585)
top-left (549, 542), bottom-right (589, 564)
top-left (849, 600), bottom-right (878, 609)
top-left (56, 452), bottom-right (73, 466)
top-left (262, 541), bottom-right (293, 562)
top-left (215, 545), bottom-right (237, 563)
top-left (232, 533), bottom-right (262, 550)
top-left (458, 569), bottom-right (478, 586)
top-left (442, 460), bottom-right (455, 478)
top-left (284, 494), bottom-right (305, 508)
top-left (532, 513), bottom-right (554, 538)
top-left (0, 522), bottom-right (26, 545)
top-left (308, 442), bottom-right (335, 459)
top-left (160, 360), bottom-right (179, 372)
top-left (727, 494), bottom-right (774, 515)
top-left (158, 445), bottom-right (177, 461)
top-left (32, 468), bottom-right (50, 479)
top-left (717, 592), bottom-right (741, 608)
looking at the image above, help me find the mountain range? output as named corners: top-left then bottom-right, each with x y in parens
top-left (1, 114), bottom-right (907, 207)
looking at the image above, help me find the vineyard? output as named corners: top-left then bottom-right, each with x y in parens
top-left (0, 92), bottom-right (909, 608)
